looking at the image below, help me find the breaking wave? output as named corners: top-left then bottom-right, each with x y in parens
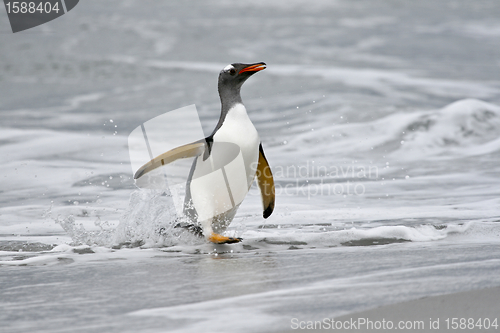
top-left (291, 99), bottom-right (500, 160)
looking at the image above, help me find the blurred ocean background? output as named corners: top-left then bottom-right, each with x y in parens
top-left (1, 0), bottom-right (500, 332)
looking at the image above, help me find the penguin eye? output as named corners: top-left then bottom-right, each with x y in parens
top-left (229, 68), bottom-right (236, 75)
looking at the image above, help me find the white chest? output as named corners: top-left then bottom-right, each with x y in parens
top-left (188, 103), bottom-right (261, 226)
top-left (213, 104), bottom-right (260, 181)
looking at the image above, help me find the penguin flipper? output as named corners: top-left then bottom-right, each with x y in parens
top-left (256, 143), bottom-right (275, 218)
top-left (134, 141), bottom-right (206, 179)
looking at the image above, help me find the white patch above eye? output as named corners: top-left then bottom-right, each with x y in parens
top-left (223, 64), bottom-right (234, 71)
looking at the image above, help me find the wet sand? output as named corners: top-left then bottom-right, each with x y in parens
top-left (286, 286), bottom-right (500, 332)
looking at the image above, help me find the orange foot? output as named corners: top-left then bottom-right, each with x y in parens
top-left (208, 233), bottom-right (242, 244)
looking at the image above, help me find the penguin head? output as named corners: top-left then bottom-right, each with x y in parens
top-left (218, 62), bottom-right (266, 92)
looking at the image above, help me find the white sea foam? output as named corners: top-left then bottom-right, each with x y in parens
top-left (2, 98), bottom-right (497, 254)
top-left (283, 98), bottom-right (500, 161)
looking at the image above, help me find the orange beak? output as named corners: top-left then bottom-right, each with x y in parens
top-left (239, 63), bottom-right (266, 74)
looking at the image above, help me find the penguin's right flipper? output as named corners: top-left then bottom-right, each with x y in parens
top-left (134, 140), bottom-right (206, 179)
top-left (208, 233), bottom-right (242, 244)
top-left (256, 144), bottom-right (275, 218)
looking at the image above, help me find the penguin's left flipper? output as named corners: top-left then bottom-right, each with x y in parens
top-left (208, 233), bottom-right (242, 244)
top-left (134, 140), bottom-right (206, 179)
top-left (256, 144), bottom-right (275, 219)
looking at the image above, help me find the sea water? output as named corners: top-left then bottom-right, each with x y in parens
top-left (1, 0), bottom-right (500, 332)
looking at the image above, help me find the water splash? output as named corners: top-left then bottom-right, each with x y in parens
top-left (56, 189), bottom-right (202, 248)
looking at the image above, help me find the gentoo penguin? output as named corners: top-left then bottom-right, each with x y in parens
top-left (134, 62), bottom-right (275, 244)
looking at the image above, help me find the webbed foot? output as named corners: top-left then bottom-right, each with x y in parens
top-left (174, 222), bottom-right (204, 237)
top-left (208, 233), bottom-right (242, 244)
